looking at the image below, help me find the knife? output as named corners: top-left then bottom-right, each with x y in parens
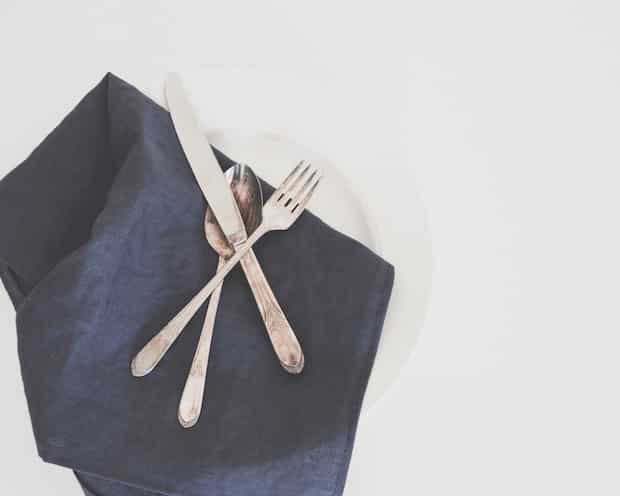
top-left (165, 74), bottom-right (247, 247)
top-left (131, 74), bottom-right (304, 377)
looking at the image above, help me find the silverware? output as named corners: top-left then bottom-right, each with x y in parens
top-left (164, 74), bottom-right (246, 246)
top-left (131, 74), bottom-right (305, 376)
top-left (178, 164), bottom-right (263, 429)
top-left (133, 162), bottom-right (321, 378)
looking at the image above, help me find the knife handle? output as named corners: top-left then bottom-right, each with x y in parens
top-left (240, 248), bottom-right (304, 374)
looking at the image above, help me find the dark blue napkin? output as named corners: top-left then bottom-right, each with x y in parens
top-left (0, 74), bottom-right (394, 496)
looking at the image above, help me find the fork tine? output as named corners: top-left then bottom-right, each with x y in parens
top-left (292, 172), bottom-right (322, 213)
top-left (282, 163), bottom-right (312, 201)
top-left (275, 160), bottom-right (304, 197)
top-left (293, 169), bottom-right (317, 203)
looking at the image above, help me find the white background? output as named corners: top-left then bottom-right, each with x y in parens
top-left (1, 1), bottom-right (619, 495)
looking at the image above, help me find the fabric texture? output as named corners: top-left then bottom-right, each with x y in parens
top-left (0, 73), bottom-right (394, 496)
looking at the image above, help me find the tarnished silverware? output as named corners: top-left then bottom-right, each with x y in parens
top-left (133, 162), bottom-right (321, 378)
top-left (131, 74), bottom-right (305, 377)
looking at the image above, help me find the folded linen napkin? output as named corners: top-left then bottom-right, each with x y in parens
top-left (0, 73), bottom-right (394, 496)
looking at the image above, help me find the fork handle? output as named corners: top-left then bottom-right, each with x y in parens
top-left (131, 224), bottom-right (266, 377)
top-left (240, 249), bottom-right (304, 373)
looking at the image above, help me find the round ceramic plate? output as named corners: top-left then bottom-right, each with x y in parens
top-left (175, 67), bottom-right (431, 418)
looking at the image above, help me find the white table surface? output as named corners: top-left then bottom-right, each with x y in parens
top-left (1, 2), bottom-right (619, 495)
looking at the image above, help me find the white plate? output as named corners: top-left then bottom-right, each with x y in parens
top-left (174, 67), bottom-right (432, 417)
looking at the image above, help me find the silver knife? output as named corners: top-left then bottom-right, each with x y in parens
top-left (131, 73), bottom-right (304, 377)
top-left (165, 74), bottom-right (247, 247)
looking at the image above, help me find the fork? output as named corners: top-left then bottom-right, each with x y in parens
top-left (131, 162), bottom-right (322, 377)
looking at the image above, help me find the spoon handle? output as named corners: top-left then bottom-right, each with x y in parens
top-left (240, 249), bottom-right (304, 373)
top-left (178, 257), bottom-right (224, 428)
top-left (131, 224), bottom-right (266, 376)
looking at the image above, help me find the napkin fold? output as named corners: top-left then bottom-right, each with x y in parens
top-left (0, 73), bottom-right (394, 496)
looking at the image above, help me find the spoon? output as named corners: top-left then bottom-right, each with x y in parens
top-left (178, 164), bottom-right (303, 428)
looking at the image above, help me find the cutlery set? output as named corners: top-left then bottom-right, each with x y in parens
top-left (131, 74), bottom-right (322, 428)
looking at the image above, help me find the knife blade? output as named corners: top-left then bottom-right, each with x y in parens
top-left (165, 73), bottom-right (247, 246)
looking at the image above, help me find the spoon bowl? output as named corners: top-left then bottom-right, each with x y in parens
top-left (205, 164), bottom-right (263, 256)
